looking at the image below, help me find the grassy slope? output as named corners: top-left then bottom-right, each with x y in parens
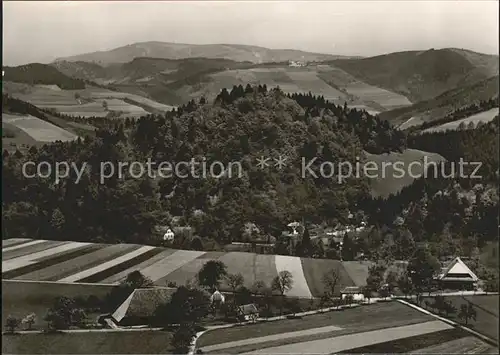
top-left (332, 49), bottom-right (497, 103)
top-left (421, 295), bottom-right (499, 341)
top-left (365, 149), bottom-right (446, 198)
top-left (422, 108), bottom-right (499, 133)
top-left (197, 302), bottom-right (433, 351)
top-left (381, 76), bottom-right (499, 127)
top-left (2, 239), bottom-right (369, 298)
top-left (2, 280), bottom-right (117, 330)
top-left (52, 57), bottom-right (411, 110)
top-left (2, 330), bottom-right (174, 354)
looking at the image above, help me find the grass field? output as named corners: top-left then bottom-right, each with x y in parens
top-left (2, 330), bottom-right (174, 354)
top-left (3, 81), bottom-right (173, 119)
top-left (196, 302), bottom-right (455, 354)
top-left (2, 239), bottom-right (370, 299)
top-left (365, 148), bottom-right (446, 198)
top-left (2, 113), bottom-right (78, 142)
top-left (422, 108), bottom-right (499, 133)
top-left (421, 295), bottom-right (499, 342)
top-left (186, 64), bottom-right (411, 113)
top-left (2, 280), bottom-right (117, 330)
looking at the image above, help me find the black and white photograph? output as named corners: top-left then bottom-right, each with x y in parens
top-left (2, 0), bottom-right (499, 354)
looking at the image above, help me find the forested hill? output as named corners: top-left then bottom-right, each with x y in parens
top-left (3, 85), bottom-right (405, 245)
top-left (3, 63), bottom-right (86, 90)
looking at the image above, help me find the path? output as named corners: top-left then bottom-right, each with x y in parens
top-left (200, 325), bottom-right (343, 353)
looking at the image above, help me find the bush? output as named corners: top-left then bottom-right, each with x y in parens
top-left (5, 315), bottom-right (21, 333)
top-left (172, 324), bottom-right (196, 354)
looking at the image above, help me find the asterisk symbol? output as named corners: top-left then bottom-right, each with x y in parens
top-left (256, 156), bottom-right (271, 170)
top-left (274, 155), bottom-right (288, 170)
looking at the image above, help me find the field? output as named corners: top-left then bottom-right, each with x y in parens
top-left (2, 279), bottom-right (116, 330)
top-left (3, 81), bottom-right (174, 118)
top-left (184, 64), bottom-right (411, 113)
top-left (421, 295), bottom-right (499, 342)
top-left (422, 108), bottom-right (499, 133)
top-left (2, 330), bottom-right (174, 354)
top-left (2, 113), bottom-right (78, 143)
top-left (1, 239), bottom-right (369, 299)
top-left (196, 301), bottom-right (497, 354)
top-left (365, 148), bottom-right (446, 198)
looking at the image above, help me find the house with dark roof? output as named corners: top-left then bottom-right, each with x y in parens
top-left (237, 304), bottom-right (259, 322)
top-left (435, 257), bottom-right (479, 291)
top-left (111, 287), bottom-right (176, 326)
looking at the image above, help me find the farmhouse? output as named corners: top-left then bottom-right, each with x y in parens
top-left (111, 287), bottom-right (176, 326)
top-left (237, 303), bottom-right (259, 322)
top-left (435, 256), bottom-right (479, 291)
top-left (340, 286), bottom-right (364, 302)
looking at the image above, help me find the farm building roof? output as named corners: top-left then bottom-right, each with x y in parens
top-left (112, 287), bottom-right (176, 324)
top-left (340, 286), bottom-right (363, 294)
top-left (437, 257), bottom-right (479, 282)
top-left (238, 304), bottom-right (259, 315)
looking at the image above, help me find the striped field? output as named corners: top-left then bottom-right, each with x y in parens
top-left (1, 239), bottom-right (371, 298)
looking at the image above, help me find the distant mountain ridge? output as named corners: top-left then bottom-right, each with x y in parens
top-left (54, 41), bottom-right (354, 65)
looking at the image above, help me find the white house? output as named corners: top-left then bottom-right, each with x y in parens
top-left (340, 286), bottom-right (365, 302)
top-left (163, 228), bottom-right (175, 241)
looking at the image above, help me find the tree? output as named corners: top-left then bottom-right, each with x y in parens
top-left (22, 313), bottom-right (36, 330)
top-left (272, 270), bottom-right (294, 296)
top-left (341, 233), bottom-right (357, 260)
top-left (458, 302), bottom-right (477, 325)
top-left (153, 286), bottom-right (210, 327)
top-left (190, 237), bottom-right (203, 251)
top-left (385, 271), bottom-right (398, 295)
top-left (197, 260), bottom-right (228, 290)
top-left (102, 100), bottom-right (108, 110)
top-left (322, 268), bottom-right (340, 298)
top-left (225, 273), bottom-right (244, 294)
top-left (172, 323), bottom-right (196, 354)
top-left (366, 264), bottom-right (386, 297)
top-left (432, 295), bottom-right (446, 315)
top-left (407, 247), bottom-right (440, 295)
top-left (443, 300), bottom-right (457, 317)
top-left (124, 270), bottom-right (154, 289)
top-left (50, 208), bottom-right (65, 235)
top-left (296, 226), bottom-right (313, 257)
top-left (5, 315), bottom-right (20, 333)
top-left (251, 280), bottom-right (266, 296)
top-left (397, 274), bottom-right (413, 298)
top-left (362, 286), bottom-right (372, 303)
top-left (44, 296), bottom-right (86, 331)
top-left (272, 270), bottom-right (294, 315)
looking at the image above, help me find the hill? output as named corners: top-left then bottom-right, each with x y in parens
top-left (3, 63), bottom-right (86, 90)
top-left (380, 76), bottom-right (499, 128)
top-left (331, 48), bottom-right (499, 103)
top-left (2, 94), bottom-right (95, 152)
top-left (54, 41), bottom-right (352, 65)
top-left (52, 58), bottom-right (412, 109)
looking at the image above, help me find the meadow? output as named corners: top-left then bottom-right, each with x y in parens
top-left (364, 148), bottom-right (446, 198)
top-left (2, 113), bottom-right (78, 143)
top-left (421, 295), bottom-right (499, 342)
top-left (1, 239), bottom-right (369, 300)
top-left (2, 330), bottom-right (174, 354)
top-left (3, 81), bottom-right (173, 119)
top-left (422, 108), bottom-right (499, 133)
top-left (195, 301), bottom-right (492, 354)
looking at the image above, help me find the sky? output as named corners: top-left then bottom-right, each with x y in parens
top-left (3, 1), bottom-right (499, 65)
